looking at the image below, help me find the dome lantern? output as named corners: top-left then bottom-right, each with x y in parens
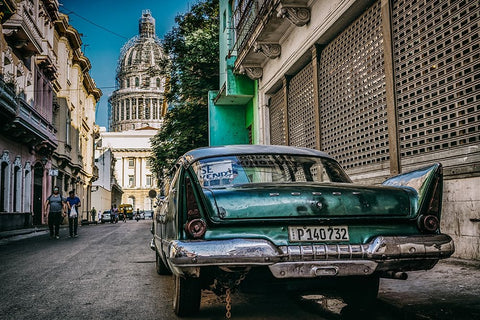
top-left (139, 10), bottom-right (155, 38)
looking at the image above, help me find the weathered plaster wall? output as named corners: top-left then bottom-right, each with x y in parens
top-left (442, 177), bottom-right (480, 260)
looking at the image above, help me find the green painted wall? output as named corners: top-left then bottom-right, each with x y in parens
top-left (208, 0), bottom-right (256, 146)
top-left (209, 91), bottom-right (249, 146)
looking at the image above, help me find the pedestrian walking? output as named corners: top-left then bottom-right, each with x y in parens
top-left (111, 204), bottom-right (119, 223)
top-left (91, 207), bottom-right (97, 222)
top-left (66, 190), bottom-right (81, 238)
top-left (44, 186), bottom-right (67, 239)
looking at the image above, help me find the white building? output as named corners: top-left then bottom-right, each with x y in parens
top-left (96, 127), bottom-right (157, 211)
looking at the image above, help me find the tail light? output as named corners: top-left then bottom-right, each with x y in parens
top-left (418, 214), bottom-right (440, 233)
top-left (185, 218), bottom-right (207, 238)
top-left (185, 209), bottom-right (207, 239)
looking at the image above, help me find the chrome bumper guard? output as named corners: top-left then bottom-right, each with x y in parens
top-left (168, 234), bottom-right (454, 278)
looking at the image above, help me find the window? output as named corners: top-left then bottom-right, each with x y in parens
top-left (156, 78), bottom-right (161, 87)
top-left (146, 175), bottom-right (152, 187)
top-left (128, 175), bottom-right (134, 187)
top-left (192, 154), bottom-right (351, 188)
top-left (126, 78), bottom-right (130, 87)
top-left (128, 158), bottom-right (135, 167)
top-left (66, 113), bottom-right (71, 146)
top-left (135, 77), bottom-right (139, 87)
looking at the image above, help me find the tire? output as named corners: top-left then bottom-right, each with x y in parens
top-left (155, 251), bottom-right (171, 275)
top-left (342, 275), bottom-right (379, 306)
top-left (173, 274), bottom-right (201, 317)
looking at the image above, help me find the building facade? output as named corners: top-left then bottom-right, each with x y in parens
top-left (97, 128), bottom-right (157, 211)
top-left (208, 0), bottom-right (256, 146)
top-left (53, 13), bottom-right (102, 221)
top-left (0, 1), bottom-right (101, 230)
top-left (92, 146), bottom-right (122, 216)
top-left (215, 0), bottom-right (480, 260)
top-left (102, 10), bottom-right (167, 211)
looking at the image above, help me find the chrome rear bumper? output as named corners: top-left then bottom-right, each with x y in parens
top-left (167, 234), bottom-right (454, 278)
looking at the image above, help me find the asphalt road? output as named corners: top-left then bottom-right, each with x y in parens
top-left (0, 220), bottom-right (405, 320)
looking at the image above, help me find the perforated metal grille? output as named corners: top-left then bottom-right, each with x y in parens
top-left (269, 87), bottom-right (286, 145)
top-left (288, 62), bottom-right (316, 148)
top-left (318, 1), bottom-right (389, 170)
top-left (393, 0), bottom-right (480, 158)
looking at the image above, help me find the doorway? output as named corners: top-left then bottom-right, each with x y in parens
top-left (33, 163), bottom-right (44, 225)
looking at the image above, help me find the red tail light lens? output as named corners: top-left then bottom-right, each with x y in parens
top-left (185, 219), bottom-right (207, 239)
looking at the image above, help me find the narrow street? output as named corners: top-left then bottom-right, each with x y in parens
top-left (0, 221), bottom-right (350, 320)
top-left (1, 221), bottom-right (478, 320)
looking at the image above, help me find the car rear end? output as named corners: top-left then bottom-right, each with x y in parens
top-left (169, 153), bottom-right (454, 279)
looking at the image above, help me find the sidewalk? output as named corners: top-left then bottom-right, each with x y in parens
top-left (0, 226), bottom-right (49, 240)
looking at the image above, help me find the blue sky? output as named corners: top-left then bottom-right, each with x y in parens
top-left (59, 1), bottom-right (192, 128)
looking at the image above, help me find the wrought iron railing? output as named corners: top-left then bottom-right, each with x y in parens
top-left (230, 0), bottom-right (275, 57)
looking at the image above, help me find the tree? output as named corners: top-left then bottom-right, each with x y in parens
top-left (150, 0), bottom-right (219, 181)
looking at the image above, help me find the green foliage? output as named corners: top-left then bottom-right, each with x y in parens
top-left (150, 0), bottom-right (219, 181)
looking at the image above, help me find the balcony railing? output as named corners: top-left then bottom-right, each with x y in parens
top-left (230, 0), bottom-right (275, 56)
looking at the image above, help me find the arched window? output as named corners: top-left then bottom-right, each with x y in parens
top-left (135, 77), bottom-right (139, 87)
top-left (156, 78), bottom-right (161, 88)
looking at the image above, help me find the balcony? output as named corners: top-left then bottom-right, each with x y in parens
top-left (1, 91), bottom-right (57, 157)
top-left (2, 4), bottom-right (43, 58)
top-left (231, 0), bottom-right (310, 79)
top-left (0, 76), bottom-right (17, 120)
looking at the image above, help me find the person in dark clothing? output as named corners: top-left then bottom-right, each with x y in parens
top-left (44, 186), bottom-right (67, 239)
top-left (66, 190), bottom-right (81, 238)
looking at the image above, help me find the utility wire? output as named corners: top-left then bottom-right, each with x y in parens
top-left (60, 6), bottom-right (129, 40)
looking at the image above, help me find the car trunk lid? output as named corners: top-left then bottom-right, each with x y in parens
top-left (203, 183), bottom-right (418, 221)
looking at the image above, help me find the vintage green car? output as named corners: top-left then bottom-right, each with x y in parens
top-left (150, 145), bottom-right (454, 316)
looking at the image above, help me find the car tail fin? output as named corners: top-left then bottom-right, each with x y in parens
top-left (383, 163), bottom-right (443, 219)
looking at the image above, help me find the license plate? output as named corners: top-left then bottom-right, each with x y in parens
top-left (288, 226), bottom-right (349, 242)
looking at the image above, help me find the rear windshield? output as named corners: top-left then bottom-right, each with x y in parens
top-left (191, 154), bottom-right (351, 188)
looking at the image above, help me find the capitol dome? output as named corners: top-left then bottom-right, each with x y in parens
top-left (109, 10), bottom-right (168, 132)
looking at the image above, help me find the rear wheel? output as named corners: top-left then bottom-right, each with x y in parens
top-left (155, 251), bottom-right (171, 275)
top-left (173, 274), bottom-right (201, 316)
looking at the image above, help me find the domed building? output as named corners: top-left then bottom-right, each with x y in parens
top-left (109, 10), bottom-right (168, 132)
top-left (94, 10), bottom-right (167, 212)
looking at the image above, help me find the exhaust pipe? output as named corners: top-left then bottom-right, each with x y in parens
top-left (381, 271), bottom-right (408, 280)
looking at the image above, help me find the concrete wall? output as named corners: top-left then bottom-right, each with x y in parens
top-left (442, 176), bottom-right (480, 260)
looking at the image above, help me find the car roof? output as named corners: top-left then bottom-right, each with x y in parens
top-left (181, 145), bottom-right (333, 165)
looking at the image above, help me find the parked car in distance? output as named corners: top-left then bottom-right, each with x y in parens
top-left (144, 210), bottom-right (153, 219)
top-left (100, 210), bottom-right (111, 223)
top-left (150, 145), bottom-right (455, 317)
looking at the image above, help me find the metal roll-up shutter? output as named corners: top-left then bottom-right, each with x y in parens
top-left (269, 88), bottom-right (286, 145)
top-left (288, 62), bottom-right (316, 148)
top-left (392, 0), bottom-right (480, 162)
top-left (318, 0), bottom-right (388, 171)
